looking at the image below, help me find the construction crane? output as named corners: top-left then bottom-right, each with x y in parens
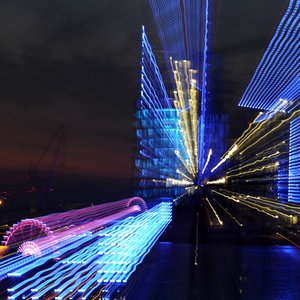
top-left (28, 124), bottom-right (68, 213)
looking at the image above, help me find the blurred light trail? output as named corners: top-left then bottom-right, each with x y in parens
top-left (239, 110), bottom-right (299, 156)
top-left (276, 232), bottom-right (300, 248)
top-left (135, 27), bottom-right (203, 200)
top-left (239, 0), bottom-right (300, 111)
top-left (213, 190), bottom-right (300, 225)
top-left (206, 177), bottom-right (226, 185)
top-left (202, 148), bottom-right (212, 174)
top-left (204, 197), bottom-right (223, 226)
top-left (212, 198), bottom-right (243, 227)
top-left (210, 144), bottom-right (238, 173)
top-left (288, 116), bottom-right (300, 203)
top-left (18, 205), bottom-right (142, 257)
top-left (2, 197), bottom-right (146, 251)
top-left (171, 58), bottom-right (199, 178)
top-left (3, 201), bottom-right (172, 299)
top-left (226, 151), bottom-right (280, 175)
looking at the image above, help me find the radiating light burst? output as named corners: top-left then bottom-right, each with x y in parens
top-left (135, 27), bottom-right (202, 199)
top-left (204, 1), bottom-right (300, 227)
top-left (134, 0), bottom-right (225, 200)
top-left (135, 0), bottom-right (217, 199)
top-left (135, 0), bottom-right (298, 205)
top-left (2, 1), bottom-right (300, 299)
top-left (208, 106), bottom-right (300, 228)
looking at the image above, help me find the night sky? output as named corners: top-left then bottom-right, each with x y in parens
top-left (0, 0), bottom-right (289, 202)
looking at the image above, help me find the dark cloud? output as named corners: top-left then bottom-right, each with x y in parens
top-left (0, 0), bottom-right (290, 192)
top-left (0, 0), bottom-right (145, 183)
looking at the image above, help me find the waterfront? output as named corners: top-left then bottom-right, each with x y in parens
top-left (1, 194), bottom-right (300, 299)
top-left (126, 198), bottom-right (300, 300)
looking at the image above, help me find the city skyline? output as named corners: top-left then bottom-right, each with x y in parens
top-left (0, 1), bottom-right (289, 192)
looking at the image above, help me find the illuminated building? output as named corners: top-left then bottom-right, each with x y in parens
top-left (239, 0), bottom-right (299, 112)
top-left (134, 0), bottom-right (300, 208)
top-left (289, 116), bottom-right (300, 203)
top-left (134, 0), bottom-right (226, 199)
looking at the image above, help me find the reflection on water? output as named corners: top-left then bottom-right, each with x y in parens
top-left (127, 242), bottom-right (300, 300)
top-left (238, 245), bottom-right (300, 300)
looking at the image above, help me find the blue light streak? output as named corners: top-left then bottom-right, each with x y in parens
top-left (288, 116), bottom-right (300, 203)
top-left (148, 0), bottom-right (186, 82)
top-left (141, 26), bottom-right (171, 109)
top-left (136, 28), bottom-right (197, 199)
top-left (198, 0), bottom-right (210, 179)
top-left (183, 0), bottom-right (202, 84)
top-left (239, 0), bottom-right (300, 111)
top-left (140, 28), bottom-right (181, 148)
top-left (5, 202), bottom-right (172, 299)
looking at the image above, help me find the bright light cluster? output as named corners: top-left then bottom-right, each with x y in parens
top-left (206, 177), bottom-right (226, 185)
top-left (135, 28), bottom-right (199, 198)
top-left (1, 201), bottom-right (172, 299)
top-left (135, 0), bottom-right (214, 198)
top-left (208, 106), bottom-right (300, 229)
top-left (171, 59), bottom-right (199, 178)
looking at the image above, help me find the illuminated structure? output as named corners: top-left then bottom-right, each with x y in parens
top-left (132, 0), bottom-right (300, 244)
top-left (134, 0), bottom-right (227, 199)
top-left (134, 0), bottom-right (300, 209)
top-left (3, 197), bottom-right (147, 253)
top-left (0, 0), bottom-right (299, 298)
top-left (1, 199), bottom-right (172, 298)
top-left (230, 0), bottom-right (300, 207)
top-left (289, 116), bottom-right (300, 203)
top-left (239, 0), bottom-right (299, 112)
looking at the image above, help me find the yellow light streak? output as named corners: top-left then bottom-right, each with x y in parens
top-left (206, 177), bottom-right (226, 185)
top-left (202, 148), bottom-right (212, 174)
top-left (211, 144), bottom-right (238, 173)
top-left (170, 59), bottom-right (199, 180)
top-left (239, 109), bottom-right (300, 155)
top-left (227, 151), bottom-right (280, 175)
top-left (227, 162), bottom-right (279, 179)
top-left (205, 197), bottom-right (223, 225)
top-left (276, 232), bottom-right (300, 248)
top-left (212, 190), bottom-right (300, 222)
top-left (213, 198), bottom-right (243, 227)
top-left (176, 169), bottom-right (194, 181)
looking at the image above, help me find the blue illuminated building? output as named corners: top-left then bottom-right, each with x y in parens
top-left (289, 116), bottom-right (300, 203)
top-left (134, 108), bottom-right (188, 199)
top-left (239, 0), bottom-right (299, 112)
top-left (237, 0), bottom-right (300, 204)
top-left (148, 0), bottom-right (215, 174)
top-left (134, 0), bottom-right (224, 199)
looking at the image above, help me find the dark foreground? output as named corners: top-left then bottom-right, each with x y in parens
top-left (1, 195), bottom-right (300, 300)
top-left (125, 196), bottom-right (300, 300)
